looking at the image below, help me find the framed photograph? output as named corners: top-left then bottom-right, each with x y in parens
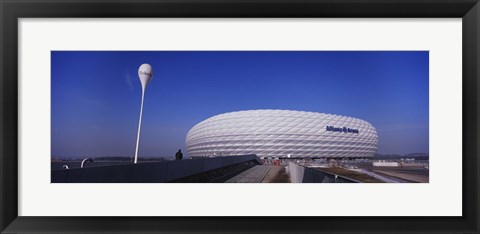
top-left (1, 0), bottom-right (478, 233)
top-left (49, 50), bottom-right (429, 184)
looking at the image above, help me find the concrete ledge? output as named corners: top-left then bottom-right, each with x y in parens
top-left (52, 155), bottom-right (260, 183)
top-left (288, 162), bottom-right (358, 183)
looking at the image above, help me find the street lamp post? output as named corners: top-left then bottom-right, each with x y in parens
top-left (81, 158), bottom-right (94, 168)
top-left (134, 64), bottom-right (153, 164)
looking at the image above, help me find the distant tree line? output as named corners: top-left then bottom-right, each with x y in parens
top-left (80, 156), bottom-right (171, 162)
top-left (373, 153), bottom-right (429, 160)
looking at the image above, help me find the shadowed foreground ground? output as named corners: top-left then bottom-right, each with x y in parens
top-left (315, 167), bottom-right (385, 183)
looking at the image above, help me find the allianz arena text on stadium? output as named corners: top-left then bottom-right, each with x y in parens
top-left (186, 110), bottom-right (378, 159)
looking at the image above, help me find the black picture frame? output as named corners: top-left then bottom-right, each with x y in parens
top-left (1, 0), bottom-right (479, 233)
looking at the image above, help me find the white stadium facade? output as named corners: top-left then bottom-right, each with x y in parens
top-left (185, 110), bottom-right (378, 159)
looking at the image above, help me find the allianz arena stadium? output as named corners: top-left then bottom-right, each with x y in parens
top-left (185, 110), bottom-right (378, 159)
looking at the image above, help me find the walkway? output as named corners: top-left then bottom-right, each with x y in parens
top-left (226, 165), bottom-right (273, 183)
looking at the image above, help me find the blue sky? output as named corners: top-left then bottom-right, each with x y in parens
top-left (51, 51), bottom-right (429, 158)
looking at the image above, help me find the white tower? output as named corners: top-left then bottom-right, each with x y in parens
top-left (134, 64), bottom-right (153, 164)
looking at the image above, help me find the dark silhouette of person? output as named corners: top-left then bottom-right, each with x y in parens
top-left (175, 149), bottom-right (183, 160)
